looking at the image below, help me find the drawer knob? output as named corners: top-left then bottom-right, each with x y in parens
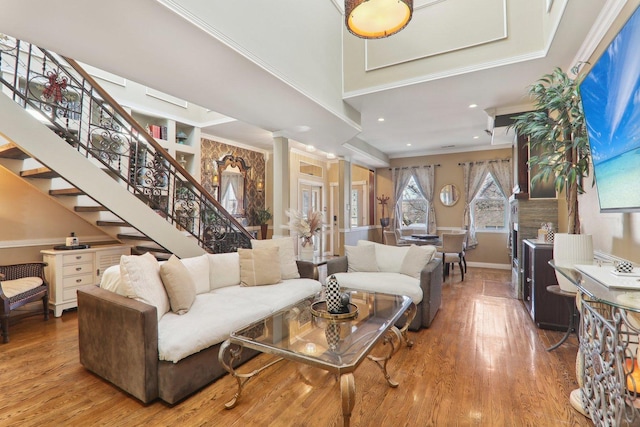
top-left (76, 267), bottom-right (82, 271)
top-left (76, 278), bottom-right (82, 283)
top-left (76, 256), bottom-right (82, 260)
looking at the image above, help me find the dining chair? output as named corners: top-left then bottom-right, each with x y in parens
top-left (438, 233), bottom-right (466, 280)
top-left (384, 230), bottom-right (410, 246)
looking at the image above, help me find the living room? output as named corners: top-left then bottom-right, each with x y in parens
top-left (1, 0), bottom-right (640, 425)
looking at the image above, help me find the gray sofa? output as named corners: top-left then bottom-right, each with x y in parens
top-left (77, 252), bottom-right (319, 405)
top-left (327, 243), bottom-right (443, 330)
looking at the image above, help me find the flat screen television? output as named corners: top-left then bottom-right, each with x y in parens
top-left (579, 5), bottom-right (640, 212)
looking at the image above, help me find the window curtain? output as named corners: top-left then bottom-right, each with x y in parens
top-left (392, 168), bottom-right (413, 230)
top-left (461, 162), bottom-right (489, 248)
top-left (411, 166), bottom-right (437, 234)
top-left (487, 159), bottom-right (512, 199)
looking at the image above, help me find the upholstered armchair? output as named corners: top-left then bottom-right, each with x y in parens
top-left (0, 262), bottom-right (49, 343)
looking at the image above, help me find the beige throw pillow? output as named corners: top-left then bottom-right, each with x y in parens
top-left (345, 244), bottom-right (379, 272)
top-left (160, 255), bottom-right (196, 315)
top-left (239, 247), bottom-right (282, 286)
top-left (251, 237), bottom-right (300, 280)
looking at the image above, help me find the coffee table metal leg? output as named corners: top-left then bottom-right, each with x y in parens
top-left (218, 339), bottom-right (283, 409)
top-left (398, 302), bottom-right (417, 348)
top-left (367, 326), bottom-right (402, 388)
top-left (340, 373), bottom-right (355, 427)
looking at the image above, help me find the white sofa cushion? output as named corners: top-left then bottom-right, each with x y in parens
top-left (100, 265), bottom-right (124, 294)
top-left (357, 240), bottom-right (409, 273)
top-left (332, 272), bottom-right (423, 304)
top-left (119, 252), bottom-right (169, 321)
top-left (179, 254), bottom-right (210, 294)
top-left (251, 237), bottom-right (300, 280)
top-left (0, 277), bottom-right (43, 298)
top-left (400, 245), bottom-right (437, 278)
top-left (345, 244), bottom-right (378, 272)
top-left (208, 252), bottom-right (241, 290)
top-left (158, 293), bottom-right (273, 363)
top-left (212, 278), bottom-right (321, 310)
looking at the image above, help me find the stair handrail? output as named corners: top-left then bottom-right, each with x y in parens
top-left (0, 36), bottom-right (253, 253)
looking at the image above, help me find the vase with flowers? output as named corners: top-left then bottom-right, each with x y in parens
top-left (286, 209), bottom-right (323, 260)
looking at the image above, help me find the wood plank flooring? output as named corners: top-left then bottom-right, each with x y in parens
top-left (0, 268), bottom-right (591, 426)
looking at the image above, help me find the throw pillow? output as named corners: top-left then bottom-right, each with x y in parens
top-left (179, 254), bottom-right (210, 294)
top-left (160, 255), bottom-right (196, 315)
top-left (239, 247), bottom-right (282, 286)
top-left (119, 252), bottom-right (170, 321)
top-left (400, 244), bottom-right (437, 279)
top-left (357, 240), bottom-right (409, 273)
top-left (345, 244), bottom-right (379, 272)
top-left (208, 252), bottom-right (241, 290)
top-left (251, 237), bottom-right (299, 280)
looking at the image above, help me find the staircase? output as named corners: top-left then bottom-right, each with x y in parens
top-left (0, 36), bottom-right (252, 257)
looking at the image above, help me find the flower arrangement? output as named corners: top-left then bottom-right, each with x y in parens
top-left (286, 209), bottom-right (323, 247)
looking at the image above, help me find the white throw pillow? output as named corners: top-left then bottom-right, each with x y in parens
top-left (251, 237), bottom-right (299, 280)
top-left (119, 252), bottom-right (170, 321)
top-left (357, 240), bottom-right (409, 273)
top-left (400, 244), bottom-right (437, 278)
top-left (345, 244), bottom-right (379, 272)
top-left (179, 254), bottom-right (210, 294)
top-left (208, 252), bottom-right (241, 290)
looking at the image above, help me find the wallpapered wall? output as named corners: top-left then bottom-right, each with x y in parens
top-left (200, 137), bottom-right (266, 226)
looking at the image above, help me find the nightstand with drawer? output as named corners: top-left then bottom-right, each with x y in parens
top-left (41, 245), bottom-right (130, 317)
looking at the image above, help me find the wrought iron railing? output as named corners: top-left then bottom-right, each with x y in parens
top-left (0, 35), bottom-right (252, 253)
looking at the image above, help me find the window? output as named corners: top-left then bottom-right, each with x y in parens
top-left (471, 173), bottom-right (507, 230)
top-left (399, 176), bottom-right (428, 227)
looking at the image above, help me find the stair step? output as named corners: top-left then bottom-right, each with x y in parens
top-left (117, 233), bottom-right (153, 241)
top-left (74, 206), bottom-right (109, 212)
top-left (134, 245), bottom-right (171, 254)
top-left (97, 220), bottom-right (131, 227)
top-left (20, 167), bottom-right (59, 179)
top-left (0, 142), bottom-right (30, 160)
top-left (49, 188), bottom-right (84, 196)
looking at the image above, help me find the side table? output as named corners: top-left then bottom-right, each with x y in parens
top-left (545, 285), bottom-right (579, 351)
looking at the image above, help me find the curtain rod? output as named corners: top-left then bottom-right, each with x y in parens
top-left (457, 159), bottom-right (510, 166)
top-left (388, 164), bottom-right (440, 170)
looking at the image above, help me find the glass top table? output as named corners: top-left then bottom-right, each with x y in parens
top-left (218, 289), bottom-right (414, 427)
top-left (551, 260), bottom-right (640, 313)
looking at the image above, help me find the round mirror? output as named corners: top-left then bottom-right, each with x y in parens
top-left (440, 184), bottom-right (459, 206)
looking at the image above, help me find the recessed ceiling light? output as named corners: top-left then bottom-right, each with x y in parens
top-left (406, 143), bottom-right (412, 147)
top-left (377, 117), bottom-right (385, 122)
top-left (326, 153), bottom-right (336, 160)
top-left (468, 104), bottom-right (478, 108)
top-left (473, 136), bottom-right (479, 139)
top-left (306, 145), bottom-right (316, 152)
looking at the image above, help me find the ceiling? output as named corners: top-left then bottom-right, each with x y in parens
top-left (0, 0), bottom-right (615, 168)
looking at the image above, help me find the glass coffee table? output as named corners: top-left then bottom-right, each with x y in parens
top-left (218, 289), bottom-right (415, 426)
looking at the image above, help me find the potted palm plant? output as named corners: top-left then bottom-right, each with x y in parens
top-left (256, 207), bottom-right (272, 240)
top-left (510, 64), bottom-right (593, 291)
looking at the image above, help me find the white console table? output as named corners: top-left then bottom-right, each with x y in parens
top-left (552, 261), bottom-right (640, 426)
top-left (41, 245), bottom-right (130, 317)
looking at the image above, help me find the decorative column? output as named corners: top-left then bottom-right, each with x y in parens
top-left (272, 136), bottom-right (290, 238)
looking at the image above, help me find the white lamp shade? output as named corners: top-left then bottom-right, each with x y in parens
top-left (553, 233), bottom-right (593, 292)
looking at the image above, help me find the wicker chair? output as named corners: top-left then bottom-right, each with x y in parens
top-left (0, 262), bottom-right (49, 343)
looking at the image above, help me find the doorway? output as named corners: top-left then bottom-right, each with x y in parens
top-left (300, 182), bottom-right (326, 256)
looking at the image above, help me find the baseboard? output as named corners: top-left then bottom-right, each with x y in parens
top-left (466, 262), bottom-right (511, 270)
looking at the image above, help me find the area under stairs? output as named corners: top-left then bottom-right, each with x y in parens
top-left (0, 94), bottom-right (205, 259)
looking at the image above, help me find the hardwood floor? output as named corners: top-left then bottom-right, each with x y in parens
top-left (0, 268), bottom-right (591, 426)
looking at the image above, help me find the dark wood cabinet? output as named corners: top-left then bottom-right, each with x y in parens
top-left (521, 239), bottom-right (570, 330)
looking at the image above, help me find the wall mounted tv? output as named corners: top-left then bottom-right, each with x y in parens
top-left (580, 4), bottom-right (640, 212)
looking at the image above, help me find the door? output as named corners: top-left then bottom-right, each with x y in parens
top-left (300, 183), bottom-right (325, 255)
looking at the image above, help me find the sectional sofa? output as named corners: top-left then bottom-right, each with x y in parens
top-left (327, 240), bottom-right (443, 330)
top-left (77, 237), bottom-right (321, 404)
